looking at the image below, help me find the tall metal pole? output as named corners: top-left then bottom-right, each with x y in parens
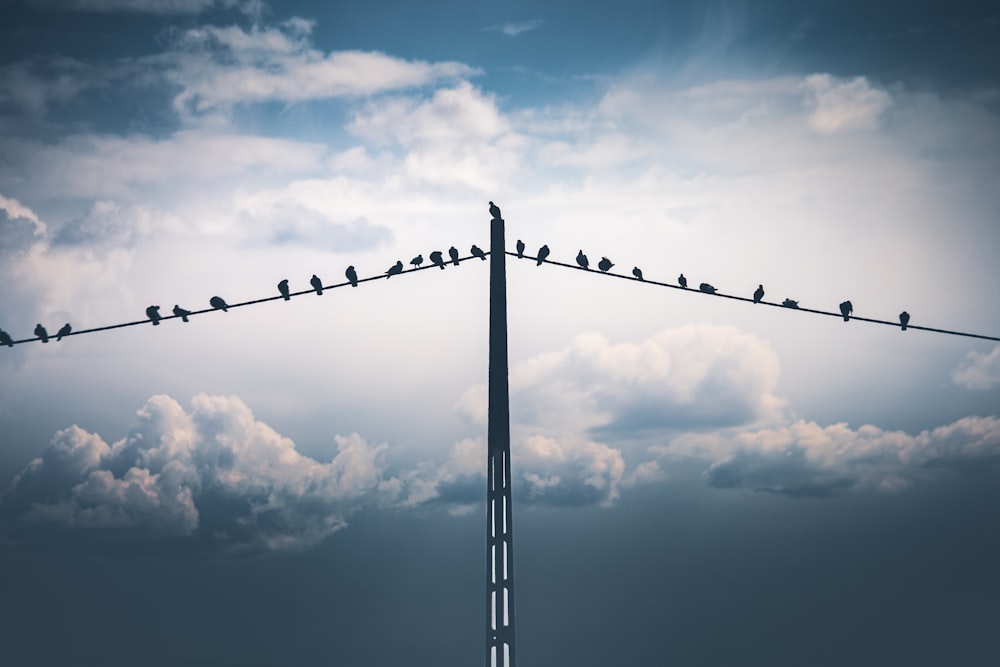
top-left (486, 211), bottom-right (516, 667)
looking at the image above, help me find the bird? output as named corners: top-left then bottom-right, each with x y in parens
top-left (386, 260), bottom-right (403, 278)
top-left (146, 305), bottom-right (162, 325)
top-left (310, 274), bottom-right (323, 295)
top-left (0, 329), bottom-right (13, 347)
top-left (410, 254), bottom-right (423, 268)
top-left (430, 251), bottom-right (446, 269)
top-left (346, 266), bottom-right (358, 287)
top-left (598, 257), bottom-right (614, 272)
top-left (632, 267), bottom-right (643, 280)
top-left (899, 311), bottom-right (910, 331)
top-left (678, 273), bottom-right (687, 288)
top-left (210, 296), bottom-right (229, 312)
top-left (782, 298), bottom-right (799, 309)
top-left (56, 323), bottom-right (71, 341)
top-left (278, 279), bottom-right (290, 301)
top-left (173, 305), bottom-right (192, 322)
top-left (753, 284), bottom-right (764, 303)
top-left (489, 201), bottom-right (502, 221)
top-left (471, 244), bottom-right (487, 260)
top-left (536, 244), bottom-right (550, 265)
top-left (516, 239), bottom-right (525, 258)
top-left (34, 324), bottom-right (49, 343)
top-left (576, 250), bottom-right (589, 270)
top-left (839, 300), bottom-right (853, 322)
top-left (699, 283), bottom-right (716, 294)
top-left (448, 246), bottom-right (460, 266)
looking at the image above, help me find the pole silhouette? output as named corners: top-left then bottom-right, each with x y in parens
top-left (486, 210), bottom-right (516, 666)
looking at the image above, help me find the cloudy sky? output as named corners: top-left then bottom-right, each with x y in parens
top-left (2, 1), bottom-right (999, 665)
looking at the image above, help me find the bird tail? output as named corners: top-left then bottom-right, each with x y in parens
top-left (153, 319), bottom-right (160, 325)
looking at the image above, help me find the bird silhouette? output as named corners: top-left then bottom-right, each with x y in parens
top-left (56, 323), bottom-right (71, 341)
top-left (345, 266), bottom-right (359, 287)
top-left (632, 267), bottom-right (643, 280)
top-left (678, 273), bottom-right (687, 288)
top-left (471, 244), bottom-right (487, 260)
top-left (173, 305), bottom-right (192, 322)
top-left (598, 257), bottom-right (614, 272)
top-left (210, 296), bottom-right (229, 312)
top-left (146, 305), bottom-right (162, 325)
top-left (410, 255), bottom-right (423, 268)
top-left (278, 279), bottom-right (290, 301)
top-left (430, 251), bottom-right (446, 269)
top-left (699, 283), bottom-right (716, 294)
top-left (449, 246), bottom-right (460, 266)
top-left (536, 244), bottom-right (550, 265)
top-left (34, 324), bottom-right (49, 342)
top-left (839, 300), bottom-right (853, 322)
top-left (899, 311), bottom-right (910, 331)
top-left (576, 250), bottom-right (589, 270)
top-left (386, 260), bottom-right (403, 278)
top-left (0, 329), bottom-right (13, 347)
top-left (310, 274), bottom-right (323, 295)
top-left (753, 285), bottom-right (764, 303)
top-left (489, 201), bottom-right (502, 221)
top-left (782, 298), bottom-right (799, 309)
top-left (516, 239), bottom-right (525, 258)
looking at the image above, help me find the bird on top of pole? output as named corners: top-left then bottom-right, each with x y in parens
top-left (490, 201), bottom-right (502, 221)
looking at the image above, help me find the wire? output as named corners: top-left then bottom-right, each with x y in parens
top-left (0, 253), bottom-right (489, 347)
top-left (508, 251), bottom-right (1000, 342)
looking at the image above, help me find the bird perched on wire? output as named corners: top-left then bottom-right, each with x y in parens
top-left (146, 305), bottom-right (163, 325)
top-left (0, 329), bottom-right (13, 347)
top-left (839, 300), bottom-right (853, 322)
top-left (34, 324), bottom-right (49, 343)
top-left (310, 274), bottom-right (323, 295)
top-left (598, 257), bottom-right (614, 272)
top-left (56, 323), bottom-right (71, 341)
top-left (278, 279), bottom-right (290, 301)
top-left (346, 266), bottom-right (359, 287)
top-left (632, 267), bottom-right (643, 281)
top-left (753, 285), bottom-right (764, 303)
top-left (699, 283), bottom-right (716, 294)
top-left (489, 201), bottom-right (502, 221)
top-left (210, 296), bottom-right (229, 312)
top-left (449, 246), bottom-right (460, 266)
top-left (173, 305), bottom-right (192, 322)
top-left (782, 298), bottom-right (799, 309)
top-left (678, 273), bottom-right (687, 288)
top-left (471, 244), bottom-right (487, 260)
top-left (430, 251), bottom-right (446, 269)
top-left (516, 240), bottom-right (525, 258)
top-left (386, 260), bottom-right (403, 278)
top-left (899, 311), bottom-right (910, 331)
top-left (576, 250), bottom-right (589, 270)
top-left (410, 255), bottom-right (423, 268)
top-left (536, 244), bottom-right (550, 265)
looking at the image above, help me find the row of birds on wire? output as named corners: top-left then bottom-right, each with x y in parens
top-left (0, 239), bottom-right (920, 348)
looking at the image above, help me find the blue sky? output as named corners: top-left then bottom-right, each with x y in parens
top-left (1, 1), bottom-right (999, 665)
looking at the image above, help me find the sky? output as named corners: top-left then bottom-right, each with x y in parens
top-left (1, 1), bottom-right (999, 665)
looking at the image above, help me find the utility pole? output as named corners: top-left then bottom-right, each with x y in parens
top-left (486, 209), bottom-right (516, 667)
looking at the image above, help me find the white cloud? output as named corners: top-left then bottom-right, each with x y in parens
top-left (3, 394), bottom-right (394, 550)
top-left (163, 22), bottom-right (478, 118)
top-left (803, 74), bottom-right (891, 133)
top-left (484, 20), bottom-right (544, 37)
top-left (952, 345), bottom-right (1000, 390)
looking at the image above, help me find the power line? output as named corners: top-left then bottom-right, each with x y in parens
top-left (0, 253), bottom-right (489, 347)
top-left (509, 251), bottom-right (1000, 342)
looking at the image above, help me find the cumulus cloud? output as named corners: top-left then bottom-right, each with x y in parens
top-left (803, 74), bottom-right (891, 133)
top-left (952, 345), bottom-right (1000, 390)
top-left (162, 21), bottom-right (478, 118)
top-left (2, 394), bottom-right (394, 551)
top-left (664, 415), bottom-right (1000, 497)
